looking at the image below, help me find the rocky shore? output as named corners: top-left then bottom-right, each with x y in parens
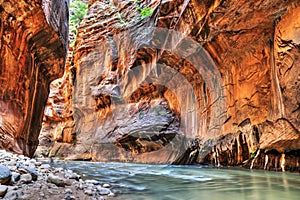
top-left (0, 150), bottom-right (115, 200)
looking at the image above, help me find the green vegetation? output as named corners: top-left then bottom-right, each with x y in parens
top-left (69, 0), bottom-right (88, 48)
top-left (250, 150), bottom-right (257, 159)
top-left (131, 0), bottom-right (154, 19)
top-left (70, 0), bottom-right (88, 28)
top-left (139, 7), bottom-right (153, 19)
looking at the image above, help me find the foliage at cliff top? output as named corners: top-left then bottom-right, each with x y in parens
top-left (70, 0), bottom-right (88, 29)
top-left (69, 0), bottom-right (88, 47)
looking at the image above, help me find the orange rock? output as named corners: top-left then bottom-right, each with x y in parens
top-left (40, 0), bottom-right (300, 171)
top-left (0, 0), bottom-right (68, 157)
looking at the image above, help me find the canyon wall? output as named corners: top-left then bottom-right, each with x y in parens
top-left (0, 0), bottom-right (68, 157)
top-left (40, 0), bottom-right (300, 171)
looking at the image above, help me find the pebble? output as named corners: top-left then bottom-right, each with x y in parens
top-left (84, 189), bottom-right (94, 196)
top-left (4, 189), bottom-right (23, 200)
top-left (40, 164), bottom-right (51, 169)
top-left (0, 150), bottom-right (117, 199)
top-left (65, 171), bottom-right (80, 180)
top-left (17, 168), bottom-right (27, 174)
top-left (97, 186), bottom-right (111, 195)
top-left (108, 192), bottom-right (115, 197)
top-left (94, 196), bottom-right (105, 200)
top-left (86, 183), bottom-right (95, 188)
top-left (0, 185), bottom-right (8, 197)
top-left (24, 167), bottom-right (39, 181)
top-left (0, 164), bottom-right (11, 184)
top-left (20, 173), bottom-right (32, 184)
top-left (102, 183), bottom-right (111, 188)
top-left (11, 172), bottom-right (21, 183)
top-left (65, 194), bottom-right (76, 200)
top-left (85, 179), bottom-right (99, 185)
top-left (47, 174), bottom-right (68, 187)
top-left (65, 188), bottom-right (73, 194)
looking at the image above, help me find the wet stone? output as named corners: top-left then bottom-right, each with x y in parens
top-left (65, 171), bottom-right (81, 180)
top-left (97, 186), bottom-right (111, 195)
top-left (102, 183), bottom-right (111, 188)
top-left (85, 179), bottom-right (98, 185)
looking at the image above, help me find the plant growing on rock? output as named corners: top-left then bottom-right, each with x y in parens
top-left (70, 0), bottom-right (88, 28)
top-left (138, 7), bottom-right (154, 19)
top-left (250, 150), bottom-right (257, 159)
top-left (69, 0), bottom-right (88, 47)
top-left (131, 0), bottom-right (153, 19)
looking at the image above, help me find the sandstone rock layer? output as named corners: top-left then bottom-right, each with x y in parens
top-left (0, 0), bottom-right (68, 157)
top-left (42, 0), bottom-right (300, 171)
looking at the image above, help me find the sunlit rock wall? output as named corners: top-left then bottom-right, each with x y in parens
top-left (42, 0), bottom-right (300, 171)
top-left (0, 0), bottom-right (68, 157)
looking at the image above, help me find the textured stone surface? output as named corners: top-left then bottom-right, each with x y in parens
top-left (0, 150), bottom-right (115, 200)
top-left (0, 185), bottom-right (8, 197)
top-left (0, 164), bottom-right (11, 184)
top-left (0, 0), bottom-right (68, 156)
top-left (42, 0), bottom-right (300, 171)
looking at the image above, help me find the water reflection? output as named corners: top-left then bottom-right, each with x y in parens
top-left (51, 161), bottom-right (300, 200)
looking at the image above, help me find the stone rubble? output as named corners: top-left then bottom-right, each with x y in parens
top-left (0, 150), bottom-right (116, 200)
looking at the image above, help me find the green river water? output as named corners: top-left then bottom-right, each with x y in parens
top-left (52, 161), bottom-right (300, 200)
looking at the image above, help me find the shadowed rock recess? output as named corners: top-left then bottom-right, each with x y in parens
top-left (0, 0), bottom-right (68, 157)
top-left (38, 0), bottom-right (300, 171)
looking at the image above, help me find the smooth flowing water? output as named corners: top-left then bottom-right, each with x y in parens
top-left (52, 161), bottom-right (300, 200)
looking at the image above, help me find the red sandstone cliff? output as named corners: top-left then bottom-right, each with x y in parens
top-left (0, 0), bottom-right (68, 157)
top-left (40, 0), bottom-right (300, 171)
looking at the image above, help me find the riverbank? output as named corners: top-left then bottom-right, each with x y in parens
top-left (0, 150), bottom-right (116, 200)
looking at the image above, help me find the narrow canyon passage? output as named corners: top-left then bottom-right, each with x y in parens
top-left (38, 0), bottom-right (300, 171)
top-left (0, 0), bottom-right (300, 199)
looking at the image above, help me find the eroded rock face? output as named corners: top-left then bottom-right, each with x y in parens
top-left (42, 0), bottom-right (300, 170)
top-left (0, 0), bottom-right (68, 157)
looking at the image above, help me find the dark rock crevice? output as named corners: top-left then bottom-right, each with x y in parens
top-left (0, 0), bottom-right (68, 157)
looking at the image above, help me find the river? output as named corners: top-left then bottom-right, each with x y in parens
top-left (51, 160), bottom-right (300, 200)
